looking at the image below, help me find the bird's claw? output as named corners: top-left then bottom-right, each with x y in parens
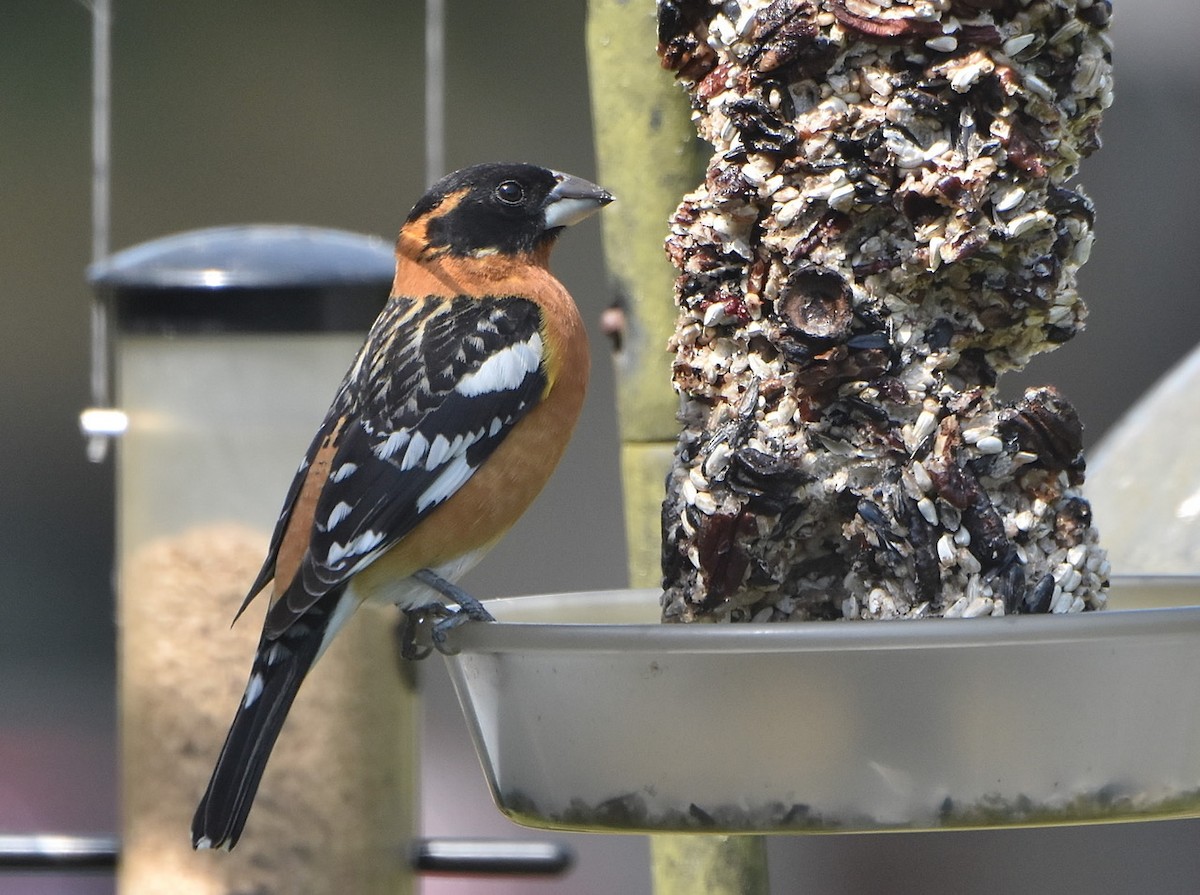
top-left (431, 611), bottom-right (472, 656)
top-left (397, 605), bottom-right (449, 661)
top-left (397, 616), bottom-right (434, 661)
top-left (431, 597), bottom-right (499, 655)
top-left (399, 600), bottom-right (493, 660)
top-left (429, 591), bottom-right (495, 656)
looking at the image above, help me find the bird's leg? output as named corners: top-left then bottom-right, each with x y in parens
top-left (412, 568), bottom-right (496, 620)
top-left (411, 568), bottom-right (495, 655)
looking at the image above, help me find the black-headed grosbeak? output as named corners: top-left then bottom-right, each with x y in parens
top-left (192, 163), bottom-right (612, 850)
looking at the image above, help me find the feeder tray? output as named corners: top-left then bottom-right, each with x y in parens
top-left (442, 577), bottom-right (1200, 834)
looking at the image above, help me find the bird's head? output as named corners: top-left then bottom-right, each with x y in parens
top-left (400, 163), bottom-right (613, 262)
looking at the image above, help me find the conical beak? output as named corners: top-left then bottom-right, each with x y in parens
top-left (542, 171), bottom-right (614, 231)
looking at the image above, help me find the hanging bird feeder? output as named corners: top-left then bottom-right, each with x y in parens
top-left (89, 225), bottom-right (423, 895)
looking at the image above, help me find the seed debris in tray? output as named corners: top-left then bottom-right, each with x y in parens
top-left (499, 783), bottom-right (1200, 833)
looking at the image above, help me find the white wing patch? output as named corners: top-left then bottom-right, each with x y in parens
top-left (454, 333), bottom-right (543, 397)
top-left (400, 431), bottom-right (429, 471)
top-left (416, 426), bottom-right (489, 510)
top-left (374, 428), bottom-right (412, 460)
top-left (416, 454), bottom-right (476, 512)
top-left (326, 529), bottom-right (386, 567)
top-left (425, 433), bottom-right (456, 470)
top-left (325, 501), bottom-right (353, 530)
top-left (243, 672), bottom-right (265, 708)
top-left (330, 461), bottom-right (358, 482)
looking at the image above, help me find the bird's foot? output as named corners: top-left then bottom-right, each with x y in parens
top-left (409, 569), bottom-right (495, 656)
top-left (398, 605), bottom-right (482, 658)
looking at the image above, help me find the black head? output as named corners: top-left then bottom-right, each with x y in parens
top-left (405, 163), bottom-right (612, 258)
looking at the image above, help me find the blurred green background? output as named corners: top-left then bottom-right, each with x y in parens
top-left (2, 1), bottom-right (1200, 893)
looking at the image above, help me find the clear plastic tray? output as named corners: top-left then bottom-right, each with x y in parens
top-left (441, 577), bottom-right (1200, 833)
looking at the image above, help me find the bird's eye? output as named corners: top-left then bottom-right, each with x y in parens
top-left (495, 180), bottom-right (525, 206)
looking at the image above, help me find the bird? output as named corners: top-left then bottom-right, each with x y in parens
top-left (191, 162), bottom-right (612, 850)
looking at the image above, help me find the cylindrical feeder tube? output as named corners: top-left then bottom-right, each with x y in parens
top-left (96, 227), bottom-right (418, 895)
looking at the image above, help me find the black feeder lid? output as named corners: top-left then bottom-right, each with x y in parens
top-left (88, 224), bottom-right (396, 333)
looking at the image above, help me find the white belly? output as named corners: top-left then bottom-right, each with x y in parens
top-left (317, 547), bottom-right (492, 663)
top-left (347, 545), bottom-right (490, 611)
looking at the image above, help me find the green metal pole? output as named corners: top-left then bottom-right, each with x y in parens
top-left (650, 835), bottom-right (770, 895)
top-left (586, 0), bottom-right (695, 589)
top-left (586, 3), bottom-right (769, 893)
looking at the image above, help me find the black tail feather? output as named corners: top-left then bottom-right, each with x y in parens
top-left (192, 616), bottom-right (324, 850)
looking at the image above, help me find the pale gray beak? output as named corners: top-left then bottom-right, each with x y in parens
top-left (542, 171), bottom-right (614, 231)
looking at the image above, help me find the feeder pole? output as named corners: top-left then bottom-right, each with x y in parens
top-left (585, 0), bottom-right (700, 592)
top-left (585, 3), bottom-right (769, 894)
